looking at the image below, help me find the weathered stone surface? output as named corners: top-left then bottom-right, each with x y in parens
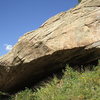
top-left (0, 0), bottom-right (100, 92)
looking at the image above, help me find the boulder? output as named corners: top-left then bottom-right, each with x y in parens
top-left (0, 0), bottom-right (100, 92)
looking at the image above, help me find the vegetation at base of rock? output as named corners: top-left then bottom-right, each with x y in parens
top-left (9, 64), bottom-right (100, 100)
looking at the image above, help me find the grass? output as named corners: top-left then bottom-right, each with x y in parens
top-left (9, 65), bottom-right (100, 100)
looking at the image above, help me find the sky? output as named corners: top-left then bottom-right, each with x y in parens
top-left (0, 0), bottom-right (78, 56)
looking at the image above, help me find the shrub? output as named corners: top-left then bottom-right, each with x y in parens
top-left (11, 65), bottom-right (100, 100)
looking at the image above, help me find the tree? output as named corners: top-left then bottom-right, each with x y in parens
top-left (78, 0), bottom-right (82, 3)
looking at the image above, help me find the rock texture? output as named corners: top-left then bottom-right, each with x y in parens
top-left (0, 0), bottom-right (100, 92)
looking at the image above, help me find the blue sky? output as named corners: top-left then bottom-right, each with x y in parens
top-left (0, 0), bottom-right (78, 56)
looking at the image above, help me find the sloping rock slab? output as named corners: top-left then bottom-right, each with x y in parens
top-left (0, 0), bottom-right (100, 92)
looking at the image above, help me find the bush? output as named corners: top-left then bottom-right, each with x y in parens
top-left (11, 65), bottom-right (100, 100)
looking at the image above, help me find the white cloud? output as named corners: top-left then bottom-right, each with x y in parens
top-left (4, 44), bottom-right (13, 51)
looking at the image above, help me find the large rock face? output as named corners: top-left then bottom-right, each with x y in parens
top-left (0, 0), bottom-right (100, 92)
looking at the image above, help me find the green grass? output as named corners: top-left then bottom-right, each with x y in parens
top-left (10, 65), bottom-right (100, 100)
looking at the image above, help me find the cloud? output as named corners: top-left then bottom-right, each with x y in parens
top-left (4, 44), bottom-right (13, 51)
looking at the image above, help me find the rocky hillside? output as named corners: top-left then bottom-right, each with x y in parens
top-left (0, 0), bottom-right (100, 93)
